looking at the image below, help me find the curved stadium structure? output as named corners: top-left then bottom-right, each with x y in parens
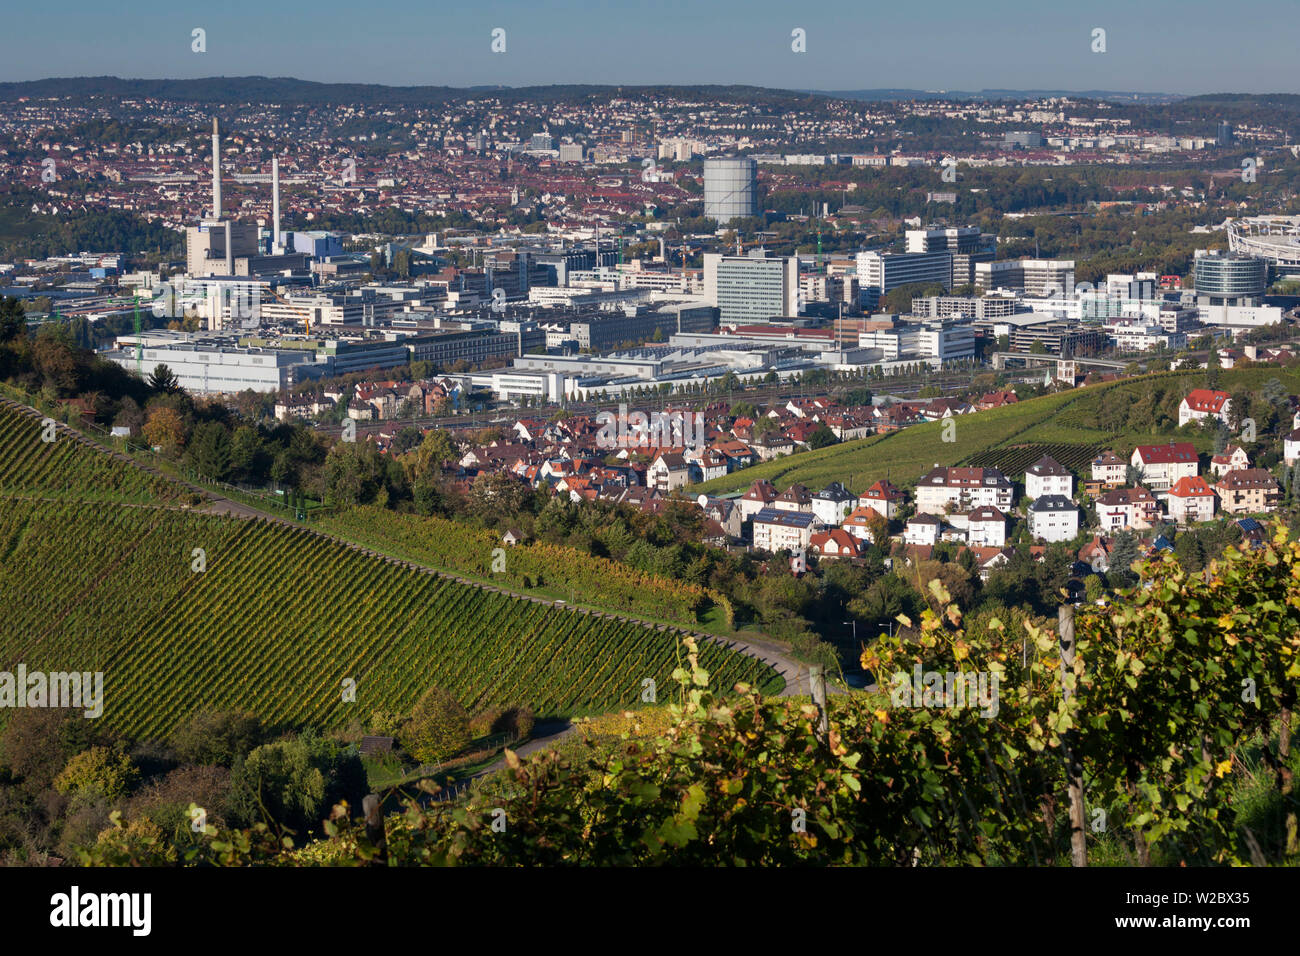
top-left (1227, 215), bottom-right (1300, 276)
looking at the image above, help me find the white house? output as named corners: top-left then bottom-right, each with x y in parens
top-left (1131, 443), bottom-right (1199, 492)
top-left (1028, 495), bottom-right (1079, 543)
top-left (1024, 455), bottom-right (1073, 502)
top-left (860, 479), bottom-right (905, 519)
top-left (1177, 389), bottom-right (1233, 428)
top-left (1285, 428), bottom-right (1300, 467)
top-left (966, 506), bottom-right (1007, 547)
top-left (648, 452), bottom-right (691, 492)
top-left (915, 466), bottom-right (1014, 514)
top-left (842, 506), bottom-right (883, 543)
top-left (1209, 445), bottom-right (1251, 477)
top-left (1166, 475), bottom-right (1216, 524)
top-left (751, 508), bottom-right (820, 552)
top-left (1091, 450), bottom-right (1128, 486)
top-left (812, 482), bottom-right (858, 526)
top-left (739, 479), bottom-right (778, 519)
top-left (903, 514), bottom-right (942, 547)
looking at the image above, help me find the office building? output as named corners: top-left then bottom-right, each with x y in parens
top-left (976, 259), bottom-right (1076, 297)
top-left (855, 250), bottom-right (954, 309)
top-left (704, 251), bottom-right (800, 324)
top-left (1193, 250), bottom-right (1267, 305)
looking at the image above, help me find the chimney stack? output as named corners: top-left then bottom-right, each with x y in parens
top-left (271, 156), bottom-right (281, 254)
top-left (211, 118), bottom-right (222, 220)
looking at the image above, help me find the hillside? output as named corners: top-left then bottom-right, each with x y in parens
top-left (0, 400), bottom-right (781, 738)
top-left (697, 367), bottom-right (1300, 496)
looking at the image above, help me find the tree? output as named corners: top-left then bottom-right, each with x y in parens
top-left (148, 363), bottom-right (180, 394)
top-left (806, 423), bottom-right (838, 450)
top-left (0, 296), bottom-right (27, 343)
top-left (142, 406), bottom-right (185, 453)
top-left (171, 710), bottom-right (266, 767)
top-left (187, 422), bottom-right (232, 481)
top-left (401, 686), bottom-right (471, 764)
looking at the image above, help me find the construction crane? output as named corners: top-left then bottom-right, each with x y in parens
top-left (262, 286), bottom-right (312, 337)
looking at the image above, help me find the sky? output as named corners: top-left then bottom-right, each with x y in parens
top-left (1, 0), bottom-right (1295, 95)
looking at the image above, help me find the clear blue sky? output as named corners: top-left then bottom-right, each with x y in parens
top-left (1, 0), bottom-right (1293, 94)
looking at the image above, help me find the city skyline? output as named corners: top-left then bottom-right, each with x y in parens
top-left (1, 0), bottom-right (1298, 95)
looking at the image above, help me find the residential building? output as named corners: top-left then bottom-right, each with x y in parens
top-left (1024, 455), bottom-right (1073, 501)
top-left (1131, 442), bottom-right (1199, 492)
top-left (648, 453), bottom-right (691, 492)
top-left (1028, 495), bottom-right (1079, 543)
top-left (739, 479), bottom-right (778, 519)
top-left (812, 482), bottom-right (858, 526)
top-left (1091, 450), bottom-right (1127, 486)
top-left (752, 508), bottom-right (820, 552)
top-left (1209, 445), bottom-right (1251, 477)
top-left (966, 506), bottom-right (1007, 547)
top-left (1215, 468), bottom-right (1281, 515)
top-left (1167, 475), bottom-right (1217, 524)
top-left (1097, 486), bottom-right (1162, 530)
top-left (904, 514), bottom-right (942, 547)
top-left (774, 483), bottom-right (813, 513)
top-left (1177, 389), bottom-right (1233, 428)
top-left (914, 466), bottom-right (1014, 514)
top-left (860, 479), bottom-right (905, 519)
top-left (842, 506), bottom-right (884, 542)
top-left (810, 529), bottom-right (866, 560)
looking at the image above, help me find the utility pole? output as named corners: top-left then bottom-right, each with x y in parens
top-left (1058, 604), bottom-right (1088, 866)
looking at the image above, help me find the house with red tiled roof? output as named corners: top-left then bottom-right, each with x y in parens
top-left (1131, 442), bottom-right (1199, 492)
top-left (915, 466), bottom-right (1014, 513)
top-left (1167, 475), bottom-right (1216, 524)
top-left (1090, 450), bottom-right (1127, 487)
top-left (739, 479), bottom-right (779, 519)
top-left (1210, 445), bottom-right (1251, 477)
top-left (860, 479), bottom-right (906, 519)
top-left (976, 391), bottom-right (1018, 411)
top-left (1177, 389), bottom-right (1232, 428)
top-left (810, 528), bottom-right (866, 559)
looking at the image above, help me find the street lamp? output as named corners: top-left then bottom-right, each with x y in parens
top-left (843, 619), bottom-right (857, 646)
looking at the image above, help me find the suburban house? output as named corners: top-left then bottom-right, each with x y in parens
top-left (774, 483), bottom-right (814, 513)
top-left (1131, 442), bottom-right (1199, 492)
top-left (860, 479), bottom-right (906, 519)
top-left (1078, 535), bottom-right (1111, 572)
top-left (648, 453), bottom-right (691, 492)
top-left (812, 482), bottom-right (858, 526)
top-left (1028, 495), bottom-right (1079, 543)
top-left (1177, 388), bottom-right (1233, 428)
top-left (1285, 428), bottom-right (1300, 467)
top-left (965, 506), bottom-right (1007, 547)
top-left (903, 514), bottom-right (943, 547)
top-left (739, 479), bottom-right (779, 519)
top-left (696, 495), bottom-right (744, 539)
top-left (914, 466), bottom-right (1014, 514)
top-left (751, 508), bottom-right (820, 552)
top-left (1097, 486), bottom-right (1162, 530)
top-left (810, 529), bottom-right (866, 560)
top-left (1209, 445), bottom-right (1252, 477)
top-left (1024, 454), bottom-right (1074, 501)
top-left (976, 391), bottom-right (1018, 411)
top-left (1090, 450), bottom-right (1128, 486)
top-left (1215, 468), bottom-right (1281, 515)
top-left (692, 448), bottom-right (730, 483)
top-left (1166, 475), bottom-right (1217, 524)
top-left (842, 506), bottom-right (884, 542)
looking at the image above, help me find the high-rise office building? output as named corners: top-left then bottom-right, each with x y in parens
top-left (703, 157), bottom-right (759, 223)
top-left (975, 259), bottom-right (1077, 297)
top-left (855, 250), bottom-right (954, 309)
top-left (704, 251), bottom-right (799, 324)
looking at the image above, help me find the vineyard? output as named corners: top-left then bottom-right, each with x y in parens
top-left (962, 442), bottom-right (1104, 477)
top-left (0, 497), bottom-right (781, 739)
top-left (318, 507), bottom-right (734, 629)
top-left (0, 398), bottom-right (179, 503)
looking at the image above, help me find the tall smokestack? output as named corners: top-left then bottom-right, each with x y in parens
top-left (211, 118), bottom-right (222, 219)
top-left (271, 156), bottom-right (281, 254)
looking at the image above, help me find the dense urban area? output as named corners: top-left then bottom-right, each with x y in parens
top-left (0, 75), bottom-right (1297, 875)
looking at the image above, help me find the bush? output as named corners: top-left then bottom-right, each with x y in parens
top-left (171, 710), bottom-right (266, 767)
top-left (401, 687), bottom-right (471, 763)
